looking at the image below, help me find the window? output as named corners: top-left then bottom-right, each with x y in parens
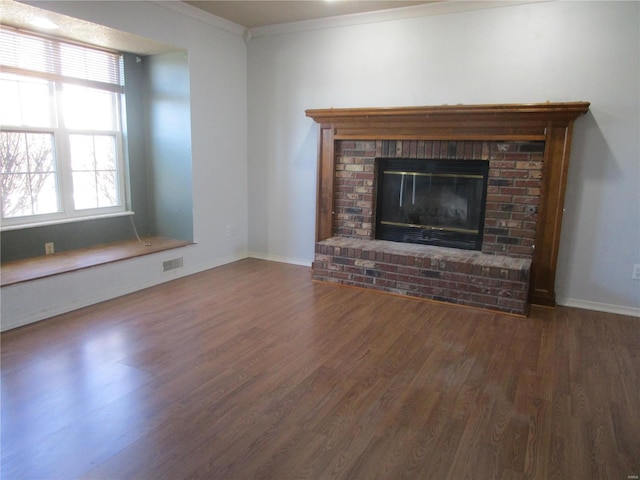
top-left (0, 27), bottom-right (127, 227)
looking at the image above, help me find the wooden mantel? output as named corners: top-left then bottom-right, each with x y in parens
top-left (306, 102), bottom-right (590, 307)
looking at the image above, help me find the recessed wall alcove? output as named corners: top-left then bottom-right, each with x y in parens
top-left (306, 103), bottom-right (590, 313)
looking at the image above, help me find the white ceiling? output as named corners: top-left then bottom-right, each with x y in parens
top-left (183, 1), bottom-right (435, 29)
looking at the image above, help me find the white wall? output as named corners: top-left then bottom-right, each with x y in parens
top-left (247, 1), bottom-right (640, 314)
top-left (1, 1), bottom-right (249, 330)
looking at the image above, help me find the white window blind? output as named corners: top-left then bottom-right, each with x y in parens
top-left (0, 27), bottom-right (124, 92)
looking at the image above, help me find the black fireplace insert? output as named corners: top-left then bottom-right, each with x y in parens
top-left (375, 158), bottom-right (489, 250)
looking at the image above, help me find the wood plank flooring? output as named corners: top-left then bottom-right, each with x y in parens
top-left (1, 258), bottom-right (639, 479)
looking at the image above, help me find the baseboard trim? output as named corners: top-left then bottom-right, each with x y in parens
top-left (557, 297), bottom-right (640, 317)
top-left (248, 252), bottom-right (313, 268)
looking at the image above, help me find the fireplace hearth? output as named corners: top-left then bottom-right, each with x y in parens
top-left (375, 158), bottom-right (489, 250)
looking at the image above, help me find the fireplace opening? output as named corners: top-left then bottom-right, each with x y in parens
top-left (375, 158), bottom-right (489, 250)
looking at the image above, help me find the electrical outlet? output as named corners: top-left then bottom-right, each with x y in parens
top-left (45, 242), bottom-right (55, 255)
top-left (225, 225), bottom-right (232, 237)
top-left (633, 264), bottom-right (640, 280)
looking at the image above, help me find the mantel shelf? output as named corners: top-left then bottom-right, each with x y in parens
top-left (306, 102), bottom-right (590, 141)
top-left (306, 102), bottom-right (591, 121)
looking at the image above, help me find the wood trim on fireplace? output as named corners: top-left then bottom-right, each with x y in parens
top-left (315, 125), bottom-right (335, 242)
top-left (306, 102), bottom-right (590, 307)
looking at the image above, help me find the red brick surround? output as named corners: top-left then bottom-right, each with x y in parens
top-left (334, 139), bottom-right (544, 259)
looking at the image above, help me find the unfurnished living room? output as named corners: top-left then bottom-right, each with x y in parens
top-left (1, 0), bottom-right (639, 478)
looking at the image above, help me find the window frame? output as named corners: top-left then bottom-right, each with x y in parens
top-left (0, 27), bottom-right (129, 230)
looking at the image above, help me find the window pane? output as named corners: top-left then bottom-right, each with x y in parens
top-left (72, 172), bottom-right (97, 210)
top-left (70, 134), bottom-right (119, 210)
top-left (94, 136), bottom-right (116, 170)
top-left (0, 77), bottom-right (22, 125)
top-left (26, 133), bottom-right (55, 172)
top-left (31, 173), bottom-right (59, 215)
top-left (0, 74), bottom-right (52, 128)
top-left (0, 131), bottom-right (28, 173)
top-left (1, 131), bottom-right (59, 219)
top-left (1, 173), bottom-right (31, 218)
top-left (69, 135), bottom-right (96, 171)
top-left (62, 86), bottom-right (115, 131)
top-left (21, 80), bottom-right (53, 127)
top-left (96, 171), bottom-right (118, 207)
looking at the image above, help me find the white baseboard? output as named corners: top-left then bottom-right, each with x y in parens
top-left (248, 251), bottom-right (313, 268)
top-left (556, 297), bottom-right (640, 318)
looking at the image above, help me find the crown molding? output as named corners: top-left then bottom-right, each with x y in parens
top-left (249, 1), bottom-right (548, 38)
top-left (151, 1), bottom-right (247, 38)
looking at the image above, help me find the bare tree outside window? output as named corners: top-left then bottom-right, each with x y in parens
top-left (69, 134), bottom-right (118, 210)
top-left (0, 132), bottom-right (59, 218)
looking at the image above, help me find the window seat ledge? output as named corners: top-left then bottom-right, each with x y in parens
top-left (1, 237), bottom-right (192, 287)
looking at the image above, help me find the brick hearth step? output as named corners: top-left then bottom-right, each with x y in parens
top-left (313, 236), bottom-right (531, 315)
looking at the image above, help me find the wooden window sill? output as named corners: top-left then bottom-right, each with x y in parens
top-left (1, 237), bottom-right (192, 287)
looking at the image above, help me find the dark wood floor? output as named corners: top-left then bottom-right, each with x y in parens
top-left (1, 259), bottom-right (638, 479)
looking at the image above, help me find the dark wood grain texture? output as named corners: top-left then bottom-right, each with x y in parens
top-left (2, 258), bottom-right (637, 479)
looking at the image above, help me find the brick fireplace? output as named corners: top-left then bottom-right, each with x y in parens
top-left (333, 139), bottom-right (542, 257)
top-left (306, 103), bottom-right (589, 315)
